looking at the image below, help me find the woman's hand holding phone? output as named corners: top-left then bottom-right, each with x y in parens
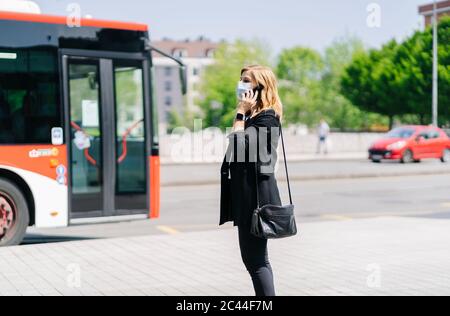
top-left (238, 90), bottom-right (259, 114)
top-left (233, 90), bottom-right (258, 132)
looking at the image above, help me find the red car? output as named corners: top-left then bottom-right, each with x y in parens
top-left (369, 126), bottom-right (450, 163)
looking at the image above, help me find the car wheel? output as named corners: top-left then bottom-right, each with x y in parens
top-left (0, 178), bottom-right (29, 247)
top-left (401, 149), bottom-right (414, 164)
top-left (441, 149), bottom-right (450, 163)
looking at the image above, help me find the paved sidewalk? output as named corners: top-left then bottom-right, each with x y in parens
top-left (1, 217), bottom-right (450, 296)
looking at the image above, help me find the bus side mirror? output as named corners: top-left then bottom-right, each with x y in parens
top-left (179, 66), bottom-right (187, 96)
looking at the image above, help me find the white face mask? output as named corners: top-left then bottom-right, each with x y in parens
top-left (236, 81), bottom-right (253, 100)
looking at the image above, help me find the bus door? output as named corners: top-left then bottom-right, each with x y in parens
top-left (61, 52), bottom-right (151, 218)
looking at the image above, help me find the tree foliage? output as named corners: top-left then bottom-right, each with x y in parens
top-left (198, 39), bottom-right (272, 129)
top-left (321, 37), bottom-right (387, 130)
top-left (276, 47), bottom-right (324, 126)
top-left (277, 37), bottom-right (387, 130)
top-left (197, 18), bottom-right (449, 131)
top-left (342, 17), bottom-right (450, 127)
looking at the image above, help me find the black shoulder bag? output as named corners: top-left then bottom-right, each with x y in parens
top-left (251, 125), bottom-right (298, 239)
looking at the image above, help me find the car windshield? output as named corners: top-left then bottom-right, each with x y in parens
top-left (386, 128), bottom-right (416, 139)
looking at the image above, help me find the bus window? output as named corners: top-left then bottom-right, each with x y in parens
top-left (150, 66), bottom-right (159, 151)
top-left (114, 63), bottom-right (146, 194)
top-left (69, 61), bottom-right (103, 211)
top-left (0, 48), bottom-right (61, 144)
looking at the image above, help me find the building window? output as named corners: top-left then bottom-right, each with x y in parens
top-left (164, 67), bottom-right (172, 76)
top-left (193, 67), bottom-right (200, 76)
top-left (165, 96), bottom-right (172, 107)
top-left (172, 49), bottom-right (188, 58)
top-left (165, 81), bottom-right (172, 92)
top-left (205, 49), bottom-right (215, 58)
top-left (165, 111), bottom-right (172, 123)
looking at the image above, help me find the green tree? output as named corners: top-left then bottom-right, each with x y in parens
top-left (342, 17), bottom-right (450, 127)
top-left (395, 16), bottom-right (450, 125)
top-left (276, 39), bottom-right (388, 131)
top-left (276, 47), bottom-right (324, 126)
top-left (198, 39), bottom-right (272, 129)
top-left (341, 40), bottom-right (403, 129)
top-left (321, 36), bottom-right (387, 131)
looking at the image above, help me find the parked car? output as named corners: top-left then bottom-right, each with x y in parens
top-left (444, 129), bottom-right (450, 138)
top-left (369, 126), bottom-right (450, 163)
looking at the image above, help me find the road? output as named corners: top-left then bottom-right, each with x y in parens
top-left (25, 159), bottom-right (450, 244)
top-left (161, 158), bottom-right (450, 186)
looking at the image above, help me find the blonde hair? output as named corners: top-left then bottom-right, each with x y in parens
top-left (241, 65), bottom-right (283, 119)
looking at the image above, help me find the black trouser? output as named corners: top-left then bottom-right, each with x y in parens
top-left (238, 225), bottom-right (276, 296)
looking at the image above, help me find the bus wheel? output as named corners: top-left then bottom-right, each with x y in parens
top-left (0, 179), bottom-right (29, 247)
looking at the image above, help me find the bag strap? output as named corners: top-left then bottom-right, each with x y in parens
top-left (255, 124), bottom-right (293, 208)
top-left (221, 139), bottom-right (233, 179)
top-left (280, 124), bottom-right (293, 205)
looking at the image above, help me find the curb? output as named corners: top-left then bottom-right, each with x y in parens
top-left (160, 156), bottom-right (368, 166)
top-left (161, 169), bottom-right (450, 187)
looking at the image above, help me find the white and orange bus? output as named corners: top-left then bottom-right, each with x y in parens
top-left (0, 10), bottom-right (186, 246)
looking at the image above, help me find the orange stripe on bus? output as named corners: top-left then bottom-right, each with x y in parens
top-left (0, 11), bottom-right (149, 31)
top-left (0, 145), bottom-right (68, 182)
top-left (149, 156), bottom-right (160, 219)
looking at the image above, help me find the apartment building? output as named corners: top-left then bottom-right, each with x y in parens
top-left (152, 37), bottom-right (218, 134)
top-left (419, 0), bottom-right (450, 26)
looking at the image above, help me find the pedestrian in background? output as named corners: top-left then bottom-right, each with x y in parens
top-left (220, 65), bottom-right (284, 296)
top-left (316, 118), bottom-right (330, 155)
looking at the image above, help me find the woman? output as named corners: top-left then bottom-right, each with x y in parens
top-left (220, 65), bottom-right (283, 297)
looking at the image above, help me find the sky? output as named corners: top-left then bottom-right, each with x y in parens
top-left (33, 0), bottom-right (429, 54)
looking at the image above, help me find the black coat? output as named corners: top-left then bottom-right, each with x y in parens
top-left (220, 109), bottom-right (282, 228)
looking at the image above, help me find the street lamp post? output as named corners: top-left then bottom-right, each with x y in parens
top-left (432, 0), bottom-right (439, 127)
